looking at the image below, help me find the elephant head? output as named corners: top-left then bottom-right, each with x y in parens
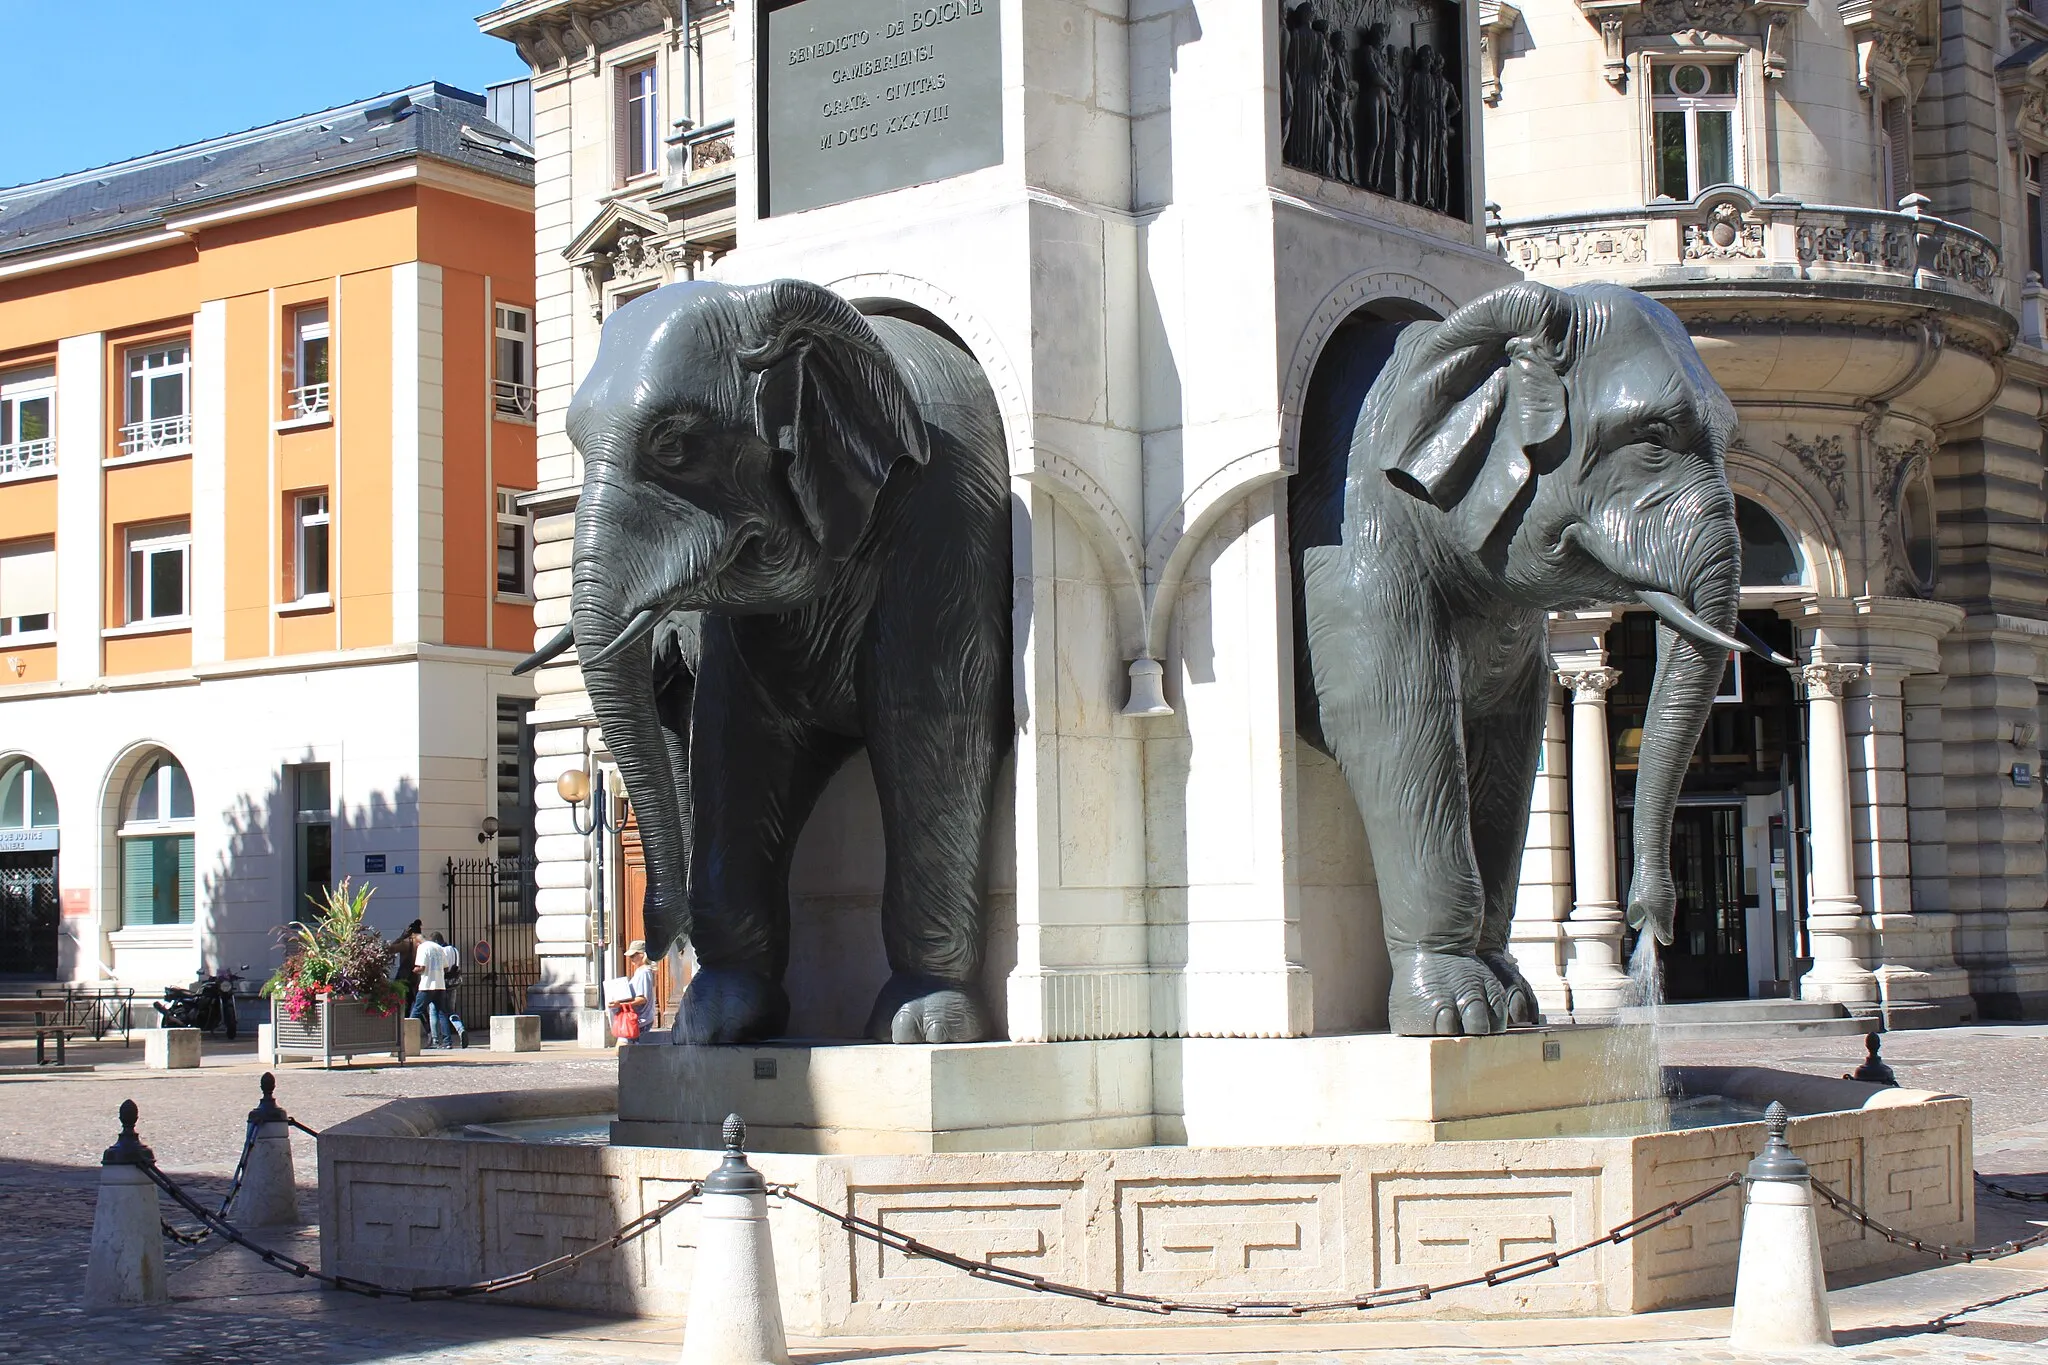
top-left (514, 280), bottom-right (929, 956)
top-left (1375, 281), bottom-right (1747, 945)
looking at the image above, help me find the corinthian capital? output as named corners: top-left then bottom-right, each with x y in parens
top-left (1557, 666), bottom-right (1624, 700)
top-left (1800, 662), bottom-right (1867, 699)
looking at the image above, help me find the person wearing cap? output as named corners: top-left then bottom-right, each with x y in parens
top-left (623, 941), bottom-right (657, 1042)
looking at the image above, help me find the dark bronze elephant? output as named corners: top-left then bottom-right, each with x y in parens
top-left (519, 280), bottom-right (1011, 1045)
top-left (1291, 281), bottom-right (1749, 1036)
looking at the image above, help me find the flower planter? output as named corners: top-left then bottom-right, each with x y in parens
top-left (271, 994), bottom-right (405, 1068)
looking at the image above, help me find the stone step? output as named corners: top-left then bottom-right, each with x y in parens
top-left (1617, 999), bottom-right (1851, 1025)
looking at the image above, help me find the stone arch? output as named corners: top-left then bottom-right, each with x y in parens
top-left (1280, 269), bottom-right (1456, 469)
top-left (1723, 445), bottom-right (1849, 598)
top-left (0, 750), bottom-right (59, 829)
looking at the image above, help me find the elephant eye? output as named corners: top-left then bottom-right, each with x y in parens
top-left (643, 415), bottom-right (695, 470)
top-left (1637, 420), bottom-right (1677, 447)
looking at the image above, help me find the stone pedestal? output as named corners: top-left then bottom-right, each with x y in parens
top-left (491, 1014), bottom-right (541, 1052)
top-left (612, 1028), bottom-right (1664, 1153)
top-left (144, 1027), bottom-right (199, 1070)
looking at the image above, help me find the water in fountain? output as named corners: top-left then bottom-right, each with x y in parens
top-left (1582, 931), bottom-right (1676, 1134)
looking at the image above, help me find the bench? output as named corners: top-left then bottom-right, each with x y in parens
top-left (0, 999), bottom-right (71, 1065)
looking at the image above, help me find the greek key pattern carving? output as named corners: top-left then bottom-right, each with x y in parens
top-left (1501, 225), bottom-right (1648, 273)
top-left (1780, 434), bottom-right (1849, 514)
top-left (1796, 221), bottom-right (1913, 271)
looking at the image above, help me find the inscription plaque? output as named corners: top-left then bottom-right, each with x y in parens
top-left (762, 0), bottom-right (1003, 216)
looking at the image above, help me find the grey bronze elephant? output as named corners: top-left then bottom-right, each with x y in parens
top-left (518, 280), bottom-right (1011, 1044)
top-left (1291, 281), bottom-right (1747, 1036)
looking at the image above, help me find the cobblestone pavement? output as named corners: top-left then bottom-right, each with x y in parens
top-left (0, 1028), bottom-right (2044, 1363)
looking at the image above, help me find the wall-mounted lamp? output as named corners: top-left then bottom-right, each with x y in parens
top-left (476, 815), bottom-right (500, 845)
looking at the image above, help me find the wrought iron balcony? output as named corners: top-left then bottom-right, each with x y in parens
top-left (1490, 187), bottom-right (2004, 309)
top-left (118, 414), bottom-right (191, 456)
top-left (0, 437), bottom-right (54, 477)
top-left (289, 382), bottom-right (330, 418)
top-left (493, 380), bottom-right (535, 418)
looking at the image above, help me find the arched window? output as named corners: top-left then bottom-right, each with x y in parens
top-left (0, 756), bottom-right (57, 829)
top-left (119, 752), bottom-right (193, 927)
top-left (1736, 496), bottom-right (1805, 587)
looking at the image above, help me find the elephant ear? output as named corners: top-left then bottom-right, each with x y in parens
top-left (738, 281), bottom-right (929, 561)
top-left (1378, 283), bottom-right (1575, 551)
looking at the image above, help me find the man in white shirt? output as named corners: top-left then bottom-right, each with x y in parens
top-left (414, 932), bottom-right (458, 1048)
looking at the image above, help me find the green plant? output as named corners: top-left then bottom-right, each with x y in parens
top-left (262, 879), bottom-right (408, 1022)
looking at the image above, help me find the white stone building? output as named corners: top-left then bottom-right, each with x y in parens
top-left (1485, 0), bottom-right (2048, 1020)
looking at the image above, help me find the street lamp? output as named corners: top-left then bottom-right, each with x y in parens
top-left (557, 766), bottom-right (613, 836)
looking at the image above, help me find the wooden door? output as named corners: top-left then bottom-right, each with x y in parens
top-left (617, 808), bottom-right (680, 1023)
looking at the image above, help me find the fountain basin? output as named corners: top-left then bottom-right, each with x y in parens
top-left (318, 1050), bottom-right (1973, 1331)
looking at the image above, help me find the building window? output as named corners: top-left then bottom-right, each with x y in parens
top-left (119, 752), bottom-right (194, 928)
top-left (0, 756), bottom-right (58, 830)
top-left (1652, 62), bottom-right (1739, 201)
top-left (290, 305), bottom-right (330, 418)
top-left (125, 519), bottom-right (190, 624)
top-left (292, 492), bottom-right (330, 602)
top-left (0, 365), bottom-right (55, 478)
top-left (2027, 154), bottom-right (2045, 281)
top-left (496, 490), bottom-right (530, 597)
top-left (617, 60), bottom-right (660, 183)
top-left (0, 538), bottom-right (55, 638)
top-left (121, 341), bottom-right (191, 455)
top-left (291, 763), bottom-right (331, 918)
top-left (494, 304), bottom-right (534, 417)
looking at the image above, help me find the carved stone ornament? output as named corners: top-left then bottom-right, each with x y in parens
top-left (1800, 662), bottom-right (1868, 698)
top-left (1780, 432), bottom-right (1848, 513)
top-left (1684, 200), bottom-right (1766, 261)
top-left (1843, 0), bottom-right (1935, 95)
top-left (1501, 224), bottom-right (1648, 273)
top-left (1872, 436), bottom-right (1935, 597)
top-left (1576, 0), bottom-right (1807, 86)
top-left (1557, 665), bottom-right (1624, 699)
top-left (1478, 0), bottom-right (1522, 106)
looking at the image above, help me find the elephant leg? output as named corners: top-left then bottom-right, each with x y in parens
top-left (1315, 614), bottom-right (1508, 1037)
top-left (862, 690), bottom-right (1005, 1045)
top-left (677, 658), bottom-right (855, 1044)
top-left (1461, 625), bottom-right (1550, 1028)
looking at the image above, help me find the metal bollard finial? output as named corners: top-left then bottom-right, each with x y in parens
top-left (248, 1071), bottom-right (289, 1126)
top-left (1746, 1100), bottom-right (1810, 1183)
top-left (102, 1099), bottom-right (154, 1166)
top-left (705, 1112), bottom-right (764, 1196)
top-left (1848, 1032), bottom-right (1898, 1087)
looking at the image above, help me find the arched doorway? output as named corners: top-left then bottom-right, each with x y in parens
top-left (1614, 496), bottom-right (1808, 1001)
top-left (0, 755), bottom-right (60, 977)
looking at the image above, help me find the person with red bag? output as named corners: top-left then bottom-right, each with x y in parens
top-left (613, 940), bottom-right (656, 1044)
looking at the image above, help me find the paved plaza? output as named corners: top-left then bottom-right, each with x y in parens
top-left (1, 1026), bottom-right (2045, 1364)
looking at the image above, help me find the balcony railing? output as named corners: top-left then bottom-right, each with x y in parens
top-left (118, 414), bottom-right (191, 456)
top-left (0, 438), bottom-right (55, 477)
top-left (289, 382), bottom-right (330, 418)
top-left (1490, 187), bottom-right (2004, 308)
top-left (493, 379), bottom-right (535, 418)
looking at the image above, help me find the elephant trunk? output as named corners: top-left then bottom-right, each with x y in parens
top-left (1624, 528), bottom-right (1742, 947)
top-left (571, 473), bottom-right (703, 958)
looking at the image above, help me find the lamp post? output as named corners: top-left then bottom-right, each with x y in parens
top-left (558, 764), bottom-right (614, 1020)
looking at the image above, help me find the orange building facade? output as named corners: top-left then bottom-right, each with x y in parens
top-left (0, 84), bottom-right (540, 991)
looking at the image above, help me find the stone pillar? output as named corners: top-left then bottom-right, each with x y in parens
top-left (1508, 677), bottom-right (1573, 1016)
top-left (1799, 662), bottom-right (1879, 1006)
top-left (1557, 665), bottom-right (1630, 1014)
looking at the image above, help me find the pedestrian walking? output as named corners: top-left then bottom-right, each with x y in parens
top-left (414, 932), bottom-right (458, 1048)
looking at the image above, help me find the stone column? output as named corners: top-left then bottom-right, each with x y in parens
top-left (1508, 678), bottom-right (1573, 1017)
top-left (1557, 665), bottom-right (1630, 1013)
top-left (1799, 662), bottom-right (1879, 1006)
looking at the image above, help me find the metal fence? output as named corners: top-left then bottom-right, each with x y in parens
top-left (441, 856), bottom-right (537, 1038)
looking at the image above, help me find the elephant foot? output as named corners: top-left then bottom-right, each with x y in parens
top-left (674, 969), bottom-right (790, 1045)
top-left (864, 973), bottom-right (991, 1044)
top-left (1479, 949), bottom-right (1542, 1028)
top-left (1387, 949), bottom-right (1510, 1036)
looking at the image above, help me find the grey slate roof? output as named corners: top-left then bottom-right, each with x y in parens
top-left (0, 82), bottom-right (533, 264)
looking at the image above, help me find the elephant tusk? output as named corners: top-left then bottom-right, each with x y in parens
top-left (578, 607), bottom-right (661, 671)
top-left (1636, 589), bottom-right (1749, 656)
top-left (510, 622), bottom-right (576, 677)
top-left (1735, 620), bottom-right (1797, 668)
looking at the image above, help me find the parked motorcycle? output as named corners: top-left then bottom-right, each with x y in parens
top-left (155, 965), bottom-right (245, 1039)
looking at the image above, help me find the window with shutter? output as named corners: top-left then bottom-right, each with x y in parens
top-left (1882, 98), bottom-right (1912, 207)
top-left (0, 538), bottom-right (55, 637)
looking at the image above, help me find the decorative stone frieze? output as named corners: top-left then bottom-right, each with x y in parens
top-left (1683, 200), bottom-right (1765, 261)
top-left (1573, 0), bottom-right (1807, 87)
top-left (1780, 433), bottom-right (1849, 513)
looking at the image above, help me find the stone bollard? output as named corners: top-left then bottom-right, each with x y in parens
top-left (679, 1114), bottom-right (790, 1365)
top-left (84, 1100), bottom-right (168, 1309)
top-left (490, 1014), bottom-right (541, 1052)
top-left (145, 1027), bottom-right (200, 1069)
top-left (232, 1073), bottom-right (303, 1227)
top-left (1730, 1101), bottom-right (1835, 1351)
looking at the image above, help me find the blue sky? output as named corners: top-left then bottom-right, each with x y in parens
top-left (0, 2), bottom-right (527, 188)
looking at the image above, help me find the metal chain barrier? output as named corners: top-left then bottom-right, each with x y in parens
top-left (1975, 1173), bottom-right (2048, 1204)
top-left (767, 1172), bottom-right (1744, 1317)
top-left (1812, 1177), bottom-right (2048, 1262)
top-left (137, 1156), bottom-right (702, 1300)
top-left (159, 1119), bottom-right (260, 1247)
top-left (287, 1118), bottom-right (320, 1140)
